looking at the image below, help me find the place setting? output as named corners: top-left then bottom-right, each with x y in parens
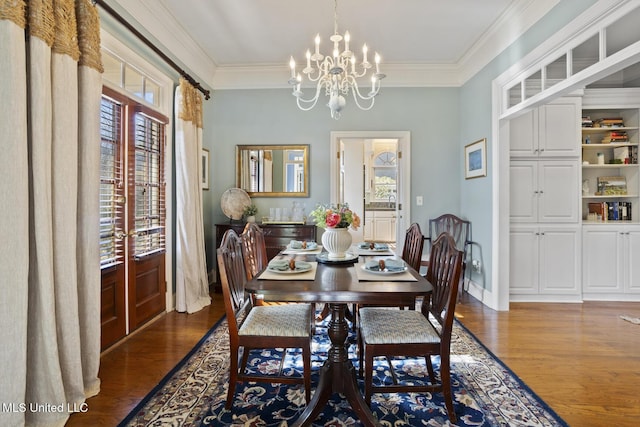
top-left (258, 257), bottom-right (318, 280)
top-left (355, 258), bottom-right (417, 281)
top-left (281, 239), bottom-right (323, 255)
top-left (353, 241), bottom-right (395, 256)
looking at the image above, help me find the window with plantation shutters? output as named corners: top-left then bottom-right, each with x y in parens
top-left (100, 95), bottom-right (125, 268)
top-left (131, 110), bottom-right (166, 259)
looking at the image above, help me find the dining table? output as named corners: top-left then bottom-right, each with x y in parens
top-left (245, 249), bottom-right (433, 427)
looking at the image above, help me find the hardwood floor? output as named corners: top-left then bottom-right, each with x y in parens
top-left (66, 293), bottom-right (640, 426)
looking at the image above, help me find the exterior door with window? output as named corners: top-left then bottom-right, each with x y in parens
top-left (100, 87), bottom-right (167, 349)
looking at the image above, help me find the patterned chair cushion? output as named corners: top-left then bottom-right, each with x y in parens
top-left (359, 307), bottom-right (440, 344)
top-left (239, 304), bottom-right (312, 337)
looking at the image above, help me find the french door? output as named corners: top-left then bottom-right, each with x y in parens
top-left (100, 86), bottom-right (168, 349)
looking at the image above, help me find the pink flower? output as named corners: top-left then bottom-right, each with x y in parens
top-left (325, 212), bottom-right (342, 228)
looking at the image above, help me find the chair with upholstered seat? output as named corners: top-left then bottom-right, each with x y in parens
top-left (352, 223), bottom-right (425, 328)
top-left (217, 229), bottom-right (313, 408)
top-left (422, 214), bottom-right (472, 299)
top-left (358, 232), bottom-right (464, 422)
top-left (240, 222), bottom-right (269, 280)
top-left (402, 222), bottom-right (424, 272)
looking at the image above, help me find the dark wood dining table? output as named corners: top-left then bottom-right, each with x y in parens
top-left (245, 253), bottom-right (433, 427)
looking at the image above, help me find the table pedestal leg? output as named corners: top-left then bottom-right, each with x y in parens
top-left (293, 303), bottom-right (378, 427)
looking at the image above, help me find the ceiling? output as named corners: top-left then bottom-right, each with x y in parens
top-left (111, 0), bottom-right (561, 89)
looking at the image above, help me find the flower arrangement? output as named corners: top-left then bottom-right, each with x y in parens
top-left (310, 203), bottom-right (360, 230)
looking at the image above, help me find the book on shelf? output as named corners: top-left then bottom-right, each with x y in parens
top-left (588, 201), bottom-right (632, 221)
top-left (600, 130), bottom-right (628, 143)
top-left (596, 176), bottom-right (627, 195)
top-left (594, 117), bottom-right (625, 128)
top-left (582, 116), bottom-right (593, 127)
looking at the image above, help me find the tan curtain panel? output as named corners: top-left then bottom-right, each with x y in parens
top-left (175, 78), bottom-right (211, 313)
top-left (0, 1), bottom-right (102, 425)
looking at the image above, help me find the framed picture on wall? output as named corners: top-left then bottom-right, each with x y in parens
top-left (202, 148), bottom-right (210, 190)
top-left (465, 138), bottom-right (487, 179)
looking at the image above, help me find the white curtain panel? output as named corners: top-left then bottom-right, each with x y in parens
top-left (175, 79), bottom-right (211, 313)
top-left (0, 1), bottom-right (102, 425)
top-left (0, 14), bottom-right (30, 427)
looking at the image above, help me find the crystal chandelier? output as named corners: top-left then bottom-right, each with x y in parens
top-left (288, 0), bottom-right (385, 120)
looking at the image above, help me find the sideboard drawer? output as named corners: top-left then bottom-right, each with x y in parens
top-left (262, 225), bottom-right (316, 238)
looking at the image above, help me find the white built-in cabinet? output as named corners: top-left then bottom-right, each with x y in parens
top-left (509, 225), bottom-right (581, 299)
top-left (582, 225), bottom-right (640, 299)
top-left (510, 160), bottom-right (579, 223)
top-left (579, 89), bottom-right (640, 301)
top-left (509, 96), bottom-right (581, 301)
top-left (364, 211), bottom-right (396, 242)
top-left (509, 90), bottom-right (640, 302)
top-left (509, 101), bottom-right (581, 158)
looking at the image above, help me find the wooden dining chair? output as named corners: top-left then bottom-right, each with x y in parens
top-left (240, 222), bottom-right (269, 280)
top-left (217, 229), bottom-right (313, 408)
top-left (402, 222), bottom-right (425, 272)
top-left (358, 232), bottom-right (464, 422)
top-left (422, 214), bottom-right (472, 300)
top-left (351, 223), bottom-right (425, 329)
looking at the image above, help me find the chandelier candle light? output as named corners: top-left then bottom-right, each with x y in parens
top-left (288, 0), bottom-right (385, 120)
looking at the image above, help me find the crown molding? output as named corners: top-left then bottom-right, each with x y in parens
top-left (457, 0), bottom-right (561, 84)
top-left (105, 0), bottom-right (217, 88)
top-left (211, 63), bottom-right (462, 90)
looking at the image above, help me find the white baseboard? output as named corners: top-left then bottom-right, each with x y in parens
top-left (464, 278), bottom-right (501, 310)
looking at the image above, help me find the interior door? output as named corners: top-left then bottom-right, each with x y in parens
top-left (340, 140), bottom-right (365, 242)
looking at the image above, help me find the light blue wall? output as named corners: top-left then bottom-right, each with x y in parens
top-left (459, 0), bottom-right (598, 291)
top-left (202, 87), bottom-right (460, 268)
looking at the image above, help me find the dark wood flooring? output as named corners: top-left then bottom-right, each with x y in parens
top-left (66, 292), bottom-right (640, 426)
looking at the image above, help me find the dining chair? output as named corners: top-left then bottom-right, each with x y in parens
top-left (358, 232), bottom-right (464, 422)
top-left (402, 222), bottom-right (425, 272)
top-left (217, 229), bottom-right (313, 408)
top-left (352, 223), bottom-right (425, 329)
top-left (422, 214), bottom-right (472, 300)
top-left (240, 222), bottom-right (269, 280)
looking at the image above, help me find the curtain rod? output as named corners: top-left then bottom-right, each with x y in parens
top-left (94, 0), bottom-right (211, 100)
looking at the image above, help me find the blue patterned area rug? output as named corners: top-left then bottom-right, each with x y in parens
top-left (119, 315), bottom-right (568, 426)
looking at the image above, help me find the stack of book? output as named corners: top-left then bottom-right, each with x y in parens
top-left (588, 201), bottom-right (632, 221)
top-left (594, 117), bottom-right (625, 128)
top-left (582, 116), bottom-right (594, 128)
top-left (601, 130), bottom-right (628, 143)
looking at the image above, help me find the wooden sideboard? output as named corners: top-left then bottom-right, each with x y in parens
top-left (214, 222), bottom-right (317, 291)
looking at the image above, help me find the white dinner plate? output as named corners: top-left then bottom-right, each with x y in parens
top-left (267, 262), bottom-right (313, 274)
top-left (286, 243), bottom-right (319, 251)
top-left (362, 264), bottom-right (408, 275)
top-left (357, 244), bottom-right (389, 252)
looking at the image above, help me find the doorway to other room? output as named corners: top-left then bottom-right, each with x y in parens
top-left (330, 131), bottom-right (411, 252)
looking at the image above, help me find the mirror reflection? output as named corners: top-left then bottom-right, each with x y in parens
top-left (236, 145), bottom-right (309, 197)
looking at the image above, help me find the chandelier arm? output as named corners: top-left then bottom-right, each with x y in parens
top-left (294, 81), bottom-right (326, 111)
top-left (345, 74), bottom-right (379, 101)
top-left (351, 90), bottom-right (376, 111)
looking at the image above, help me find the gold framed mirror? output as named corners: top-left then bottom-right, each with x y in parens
top-left (236, 144), bottom-right (309, 197)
